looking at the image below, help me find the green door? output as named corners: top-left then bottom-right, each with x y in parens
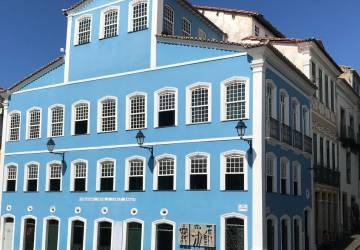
top-left (46, 220), bottom-right (59, 250)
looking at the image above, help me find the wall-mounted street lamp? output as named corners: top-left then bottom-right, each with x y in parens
top-left (135, 130), bottom-right (154, 158)
top-left (235, 120), bottom-right (252, 152)
top-left (46, 138), bottom-right (65, 163)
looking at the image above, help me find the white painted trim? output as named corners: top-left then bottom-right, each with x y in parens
top-left (96, 158), bottom-right (117, 191)
top-left (291, 97), bottom-right (301, 131)
top-left (162, 4), bottom-right (174, 35)
top-left (66, 216), bottom-right (87, 250)
top-left (12, 53), bottom-right (248, 95)
top-left (7, 110), bottom-right (21, 142)
top-left (220, 150), bottom-right (248, 191)
top-left (97, 96), bottom-right (118, 133)
top-left (46, 160), bottom-right (63, 192)
top-left (47, 104), bottom-right (65, 138)
top-left (185, 82), bottom-right (212, 124)
top-left (265, 152), bottom-right (277, 193)
top-left (70, 159), bottom-right (88, 191)
top-left (150, 219), bottom-right (176, 250)
top-left (280, 215), bottom-right (291, 250)
top-left (71, 100), bottom-right (90, 135)
top-left (280, 157), bottom-right (290, 195)
top-left (292, 215), bottom-right (303, 250)
top-left (0, 100), bottom-right (9, 228)
top-left (153, 87), bottom-right (178, 128)
top-left (41, 216), bottom-right (60, 250)
top-left (128, 0), bottom-right (150, 32)
top-left (221, 213), bottom-right (248, 250)
top-left (220, 76), bottom-right (250, 121)
top-left (3, 163), bottom-right (18, 192)
top-left (24, 161), bottom-right (40, 192)
top-left (68, 0), bottom-right (125, 17)
top-left (64, 15), bottom-right (73, 83)
top-left (292, 161), bottom-right (302, 196)
top-left (5, 135), bottom-right (252, 156)
top-left (74, 14), bottom-right (93, 46)
top-left (125, 156), bottom-right (146, 191)
top-left (19, 215), bottom-right (37, 250)
top-left (25, 107), bottom-right (42, 140)
top-left (279, 89), bottom-right (289, 125)
top-left (266, 214), bottom-right (278, 250)
top-left (153, 154), bottom-right (176, 190)
top-left (181, 17), bottom-right (191, 36)
top-left (266, 79), bottom-right (278, 119)
top-left (125, 92), bottom-right (147, 130)
top-left (99, 5), bottom-right (120, 39)
top-left (92, 218), bottom-right (114, 250)
top-left (0, 214), bottom-right (15, 250)
top-left (185, 152), bottom-right (210, 190)
top-left (122, 218), bottom-right (144, 250)
top-left (150, 0), bottom-right (163, 68)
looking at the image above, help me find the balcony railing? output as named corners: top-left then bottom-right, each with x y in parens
top-left (314, 165), bottom-right (340, 187)
top-left (281, 123), bottom-right (292, 146)
top-left (293, 130), bottom-right (303, 150)
top-left (304, 135), bottom-right (312, 154)
top-left (340, 124), bottom-right (347, 140)
top-left (269, 117), bottom-right (280, 140)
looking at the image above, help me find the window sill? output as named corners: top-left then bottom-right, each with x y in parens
top-left (3, 191), bottom-right (17, 193)
top-left (155, 125), bottom-right (177, 129)
top-left (25, 137), bottom-right (41, 141)
top-left (74, 42), bottom-right (91, 47)
top-left (70, 191), bottom-right (88, 193)
top-left (45, 191), bottom-right (62, 193)
top-left (97, 130), bottom-right (118, 134)
top-left (185, 189), bottom-right (211, 192)
top-left (221, 190), bottom-right (248, 192)
top-left (72, 133), bottom-right (90, 136)
top-left (186, 122), bottom-right (211, 126)
top-left (126, 128), bottom-right (146, 131)
top-left (96, 190), bottom-right (117, 192)
top-left (153, 190), bottom-right (176, 192)
top-left (125, 190), bottom-right (145, 192)
top-left (99, 34), bottom-right (119, 40)
top-left (128, 28), bottom-right (149, 34)
top-left (24, 191), bottom-right (39, 193)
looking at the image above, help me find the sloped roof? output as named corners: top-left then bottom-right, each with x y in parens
top-left (195, 5), bottom-right (285, 38)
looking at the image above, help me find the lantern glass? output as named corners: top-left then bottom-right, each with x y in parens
top-left (235, 120), bottom-right (247, 138)
top-left (47, 138), bottom-right (55, 152)
top-left (136, 130), bottom-right (145, 146)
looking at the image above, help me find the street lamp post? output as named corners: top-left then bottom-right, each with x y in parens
top-left (135, 130), bottom-right (154, 158)
top-left (46, 138), bottom-right (65, 163)
top-left (235, 120), bottom-right (253, 152)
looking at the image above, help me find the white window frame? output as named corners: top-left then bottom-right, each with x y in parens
top-left (280, 215), bottom-right (291, 250)
top-left (122, 218), bottom-right (144, 250)
top-left (70, 159), bottom-right (88, 192)
top-left (48, 104), bottom-right (65, 138)
top-left (154, 87), bottom-right (178, 128)
top-left (92, 218), bottom-right (114, 250)
top-left (99, 6), bottom-right (120, 39)
top-left (128, 0), bottom-right (149, 32)
top-left (26, 107), bottom-right (42, 140)
top-left (220, 76), bottom-right (250, 121)
top-left (126, 92), bottom-right (147, 130)
top-left (186, 82), bottom-right (212, 124)
top-left (266, 80), bottom-right (277, 119)
top-left (292, 162), bottom-right (301, 196)
top-left (266, 214), bottom-right (278, 250)
top-left (4, 163), bottom-right (18, 192)
top-left (96, 158), bottom-right (117, 191)
top-left (185, 152), bottom-right (210, 190)
top-left (279, 89), bottom-right (289, 125)
top-left (41, 216), bottom-right (60, 250)
top-left (265, 153), bottom-right (277, 193)
top-left (153, 154), bottom-right (176, 190)
top-left (302, 106), bottom-right (310, 136)
top-left (125, 156), bottom-right (146, 191)
top-left (24, 161), bottom-right (40, 192)
top-left (74, 14), bottom-right (92, 45)
top-left (292, 215), bottom-right (302, 250)
top-left (220, 150), bottom-right (248, 191)
top-left (280, 157), bottom-right (290, 195)
top-left (7, 110), bottom-right (21, 141)
top-left (46, 160), bottom-right (63, 192)
top-left (71, 100), bottom-right (90, 135)
top-left (163, 4), bottom-right (175, 35)
top-left (66, 216), bottom-right (87, 250)
top-left (221, 213), bottom-right (248, 250)
top-left (151, 219), bottom-right (176, 250)
top-left (182, 17), bottom-right (191, 36)
top-left (20, 215), bottom-right (37, 250)
top-left (198, 28), bottom-right (207, 39)
top-left (97, 96), bottom-right (118, 133)
top-left (291, 97), bottom-right (300, 131)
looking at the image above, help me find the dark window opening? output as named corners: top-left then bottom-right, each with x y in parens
top-left (129, 177), bottom-right (143, 191)
top-left (49, 179), bottom-right (61, 192)
top-left (156, 223), bottom-right (173, 250)
top-left (27, 180), bottom-right (37, 192)
top-left (293, 181), bottom-right (298, 196)
top-left (97, 222), bottom-right (112, 250)
top-left (225, 218), bottom-right (244, 250)
top-left (75, 120), bottom-right (88, 135)
top-left (294, 220), bottom-right (300, 250)
top-left (281, 180), bottom-right (287, 194)
top-left (23, 218), bottom-right (35, 250)
top-left (158, 110), bottom-right (175, 127)
top-left (100, 178), bottom-right (114, 191)
top-left (158, 176), bottom-right (174, 190)
top-left (267, 219), bottom-right (275, 250)
top-left (7, 180), bottom-right (16, 192)
top-left (127, 222), bottom-right (142, 250)
top-left (190, 175), bottom-right (207, 190)
top-left (281, 220), bottom-right (288, 250)
top-left (266, 176), bottom-right (273, 193)
top-left (74, 179), bottom-right (86, 192)
top-left (45, 220), bottom-right (59, 250)
top-left (225, 174), bottom-right (244, 190)
top-left (71, 220), bottom-right (84, 250)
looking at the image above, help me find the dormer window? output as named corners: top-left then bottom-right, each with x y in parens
top-left (129, 0), bottom-right (148, 32)
top-left (163, 5), bottom-right (174, 35)
top-left (100, 7), bottom-right (119, 39)
top-left (76, 16), bottom-right (92, 45)
top-left (182, 18), bottom-right (191, 37)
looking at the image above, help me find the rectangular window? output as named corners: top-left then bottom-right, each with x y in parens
top-left (157, 158), bottom-right (174, 190)
top-left (191, 87), bottom-right (209, 123)
top-left (266, 158), bottom-right (274, 193)
top-left (70, 220), bottom-right (85, 250)
top-left (130, 95), bottom-right (146, 129)
top-left (78, 17), bottom-right (91, 45)
top-left (182, 18), bottom-right (191, 36)
top-left (9, 113), bottom-right (20, 141)
top-left (6, 166), bottom-right (16, 192)
top-left (97, 222), bottom-right (112, 250)
top-left (101, 99), bottom-right (116, 132)
top-left (126, 222), bottom-right (142, 250)
top-left (51, 107), bottom-right (64, 137)
top-left (163, 5), bottom-right (174, 35)
top-left (28, 110), bottom-right (41, 139)
top-left (45, 220), bottom-right (59, 250)
top-left (23, 218), bottom-right (36, 250)
top-left (190, 156), bottom-right (208, 190)
top-left (74, 163), bottom-right (87, 192)
top-left (280, 161), bottom-right (287, 194)
top-left (293, 166), bottom-right (299, 196)
top-left (129, 160), bottom-right (144, 191)
top-left (318, 69), bottom-right (323, 103)
top-left (49, 165), bottom-right (62, 191)
top-left (100, 162), bottom-right (115, 191)
top-left (225, 155), bottom-right (244, 190)
top-left (225, 81), bottom-right (246, 120)
top-left (320, 137), bottom-right (324, 166)
top-left (104, 10), bottom-right (118, 38)
top-left (325, 75), bottom-right (329, 108)
top-left (158, 92), bottom-right (175, 127)
top-left (74, 104), bottom-right (89, 135)
top-left (27, 165), bottom-right (38, 192)
top-left (132, 2), bottom-right (148, 31)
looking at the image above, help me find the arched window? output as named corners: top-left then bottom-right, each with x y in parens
top-left (280, 158), bottom-right (290, 195)
top-left (72, 101), bottom-right (89, 135)
top-left (279, 90), bottom-right (289, 125)
top-left (44, 218), bottom-right (59, 250)
top-left (127, 93), bottom-right (147, 130)
top-left (8, 111), bottom-right (20, 141)
top-left (153, 222), bottom-right (174, 250)
top-left (163, 5), bottom-right (174, 35)
top-left (124, 220), bottom-right (143, 250)
top-left (101, 8), bottom-right (119, 39)
top-left (221, 151), bottom-right (247, 191)
top-left (98, 96), bottom-right (117, 132)
top-left (280, 216), bottom-right (291, 250)
top-left (129, 0), bottom-right (148, 32)
top-left (292, 162), bottom-right (301, 196)
top-left (266, 215), bottom-right (278, 250)
top-left (71, 160), bottom-right (88, 192)
top-left (22, 217), bottom-right (36, 250)
top-left (186, 83), bottom-right (211, 124)
top-left (27, 108), bottom-right (41, 139)
top-left (47, 162), bottom-right (62, 192)
top-left (293, 217), bottom-right (302, 250)
top-left (186, 153), bottom-right (210, 190)
top-left (69, 219), bottom-right (86, 250)
top-left (49, 105), bottom-right (64, 137)
top-left (25, 163), bottom-right (39, 192)
top-left (302, 107), bottom-right (310, 136)
top-left (154, 155), bottom-right (176, 190)
top-left (291, 98), bottom-right (300, 131)
top-left (76, 16), bottom-right (92, 45)
top-left (266, 80), bottom-right (277, 119)
top-left (95, 220), bottom-right (112, 250)
top-left (265, 153), bottom-right (277, 193)
top-left (126, 157), bottom-right (145, 191)
top-left (5, 164), bottom-right (17, 192)
top-left (155, 88), bottom-right (177, 127)
top-left (97, 159), bottom-right (116, 191)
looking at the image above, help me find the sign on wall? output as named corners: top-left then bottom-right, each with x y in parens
top-left (179, 224), bottom-right (216, 247)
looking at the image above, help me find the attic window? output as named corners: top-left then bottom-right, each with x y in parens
top-left (255, 25), bottom-right (260, 36)
top-left (163, 5), bottom-right (174, 35)
top-left (182, 18), bottom-right (191, 37)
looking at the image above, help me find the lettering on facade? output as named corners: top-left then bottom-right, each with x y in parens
top-left (79, 197), bottom-right (136, 202)
top-left (238, 204), bottom-right (248, 212)
top-left (179, 224), bottom-right (215, 247)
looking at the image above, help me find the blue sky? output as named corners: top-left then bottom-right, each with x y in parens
top-left (0, 0), bottom-right (359, 88)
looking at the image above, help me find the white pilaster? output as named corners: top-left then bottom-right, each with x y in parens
top-left (64, 15), bottom-right (73, 83)
top-left (150, 0), bottom-right (163, 68)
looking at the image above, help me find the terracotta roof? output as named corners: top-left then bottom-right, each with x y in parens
top-left (195, 5), bottom-right (285, 38)
top-left (63, 0), bottom-right (88, 15)
top-left (9, 56), bottom-right (64, 92)
top-left (243, 36), bottom-right (342, 74)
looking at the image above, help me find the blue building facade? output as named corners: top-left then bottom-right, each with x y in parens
top-left (0, 0), bottom-right (315, 250)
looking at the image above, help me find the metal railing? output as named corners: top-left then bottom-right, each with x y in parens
top-left (314, 165), bottom-right (340, 187)
top-left (269, 117), bottom-right (280, 140)
top-left (281, 123), bottom-right (292, 146)
top-left (293, 130), bottom-right (303, 150)
top-left (304, 135), bottom-right (312, 154)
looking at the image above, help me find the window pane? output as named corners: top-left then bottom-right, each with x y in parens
top-left (130, 96), bottom-right (146, 129)
top-left (156, 224), bottom-right (173, 250)
top-left (226, 82), bottom-right (246, 120)
top-left (133, 2), bottom-right (147, 31)
top-left (9, 113), bottom-right (20, 141)
top-left (104, 10), bottom-right (118, 38)
top-left (7, 166), bottom-right (16, 192)
top-left (51, 107), bottom-right (64, 137)
top-left (127, 222), bottom-right (142, 250)
top-left (225, 218), bottom-right (244, 250)
top-left (78, 18), bottom-right (91, 44)
top-left (182, 18), bottom-right (191, 36)
top-left (163, 6), bottom-right (174, 35)
top-left (267, 219), bottom-right (275, 250)
top-left (29, 110), bottom-right (41, 139)
top-left (71, 220), bottom-right (84, 250)
top-left (102, 99), bottom-right (116, 132)
top-left (225, 175), bottom-right (244, 191)
top-left (97, 222), bottom-right (112, 250)
top-left (23, 219), bottom-right (36, 250)
top-left (191, 88), bottom-right (208, 123)
top-left (100, 161), bottom-right (114, 191)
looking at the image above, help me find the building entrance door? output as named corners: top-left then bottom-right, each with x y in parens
top-left (2, 218), bottom-right (14, 250)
